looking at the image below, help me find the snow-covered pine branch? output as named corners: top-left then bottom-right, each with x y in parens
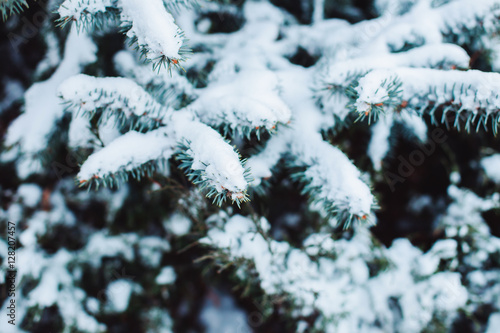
top-left (57, 0), bottom-right (118, 30)
top-left (58, 0), bottom-right (190, 70)
top-left (241, 65), bottom-right (375, 225)
top-left (0, 183), bottom-right (176, 332)
top-left (315, 43), bottom-right (470, 123)
top-left (482, 154), bottom-right (500, 184)
top-left (290, 133), bottom-right (376, 227)
top-left (246, 132), bottom-right (289, 186)
top-left (59, 74), bottom-right (170, 131)
top-left (365, 0), bottom-right (500, 53)
top-left (172, 113), bottom-right (251, 206)
top-left (186, 70), bottom-right (292, 138)
top-left (120, 0), bottom-right (189, 71)
top-left (76, 128), bottom-right (175, 189)
top-left (350, 68), bottom-right (500, 133)
top-left (58, 75), bottom-right (252, 204)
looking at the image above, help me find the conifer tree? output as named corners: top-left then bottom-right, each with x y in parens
top-left (1, 0), bottom-right (500, 332)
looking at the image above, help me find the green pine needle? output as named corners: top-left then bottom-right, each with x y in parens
top-left (1, 0), bottom-right (28, 21)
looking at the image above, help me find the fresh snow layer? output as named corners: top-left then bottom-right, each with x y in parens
top-left (105, 279), bottom-right (136, 313)
top-left (163, 213), bottom-right (192, 236)
top-left (77, 129), bottom-right (174, 182)
top-left (120, 0), bottom-right (183, 60)
top-left (188, 70), bottom-right (291, 130)
top-left (368, 116), bottom-right (394, 171)
top-left (58, 0), bottom-right (112, 21)
top-left (60, 0), bottom-right (184, 60)
top-left (246, 132), bottom-right (289, 185)
top-left (17, 184), bottom-right (42, 208)
top-left (172, 113), bottom-right (249, 197)
top-left (138, 236), bottom-right (171, 267)
top-left (59, 74), bottom-right (167, 118)
top-left (354, 68), bottom-right (500, 113)
top-left (295, 135), bottom-right (374, 218)
top-left (486, 313), bottom-right (500, 333)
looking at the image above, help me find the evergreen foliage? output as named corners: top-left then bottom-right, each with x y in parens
top-left (2, 0), bottom-right (500, 331)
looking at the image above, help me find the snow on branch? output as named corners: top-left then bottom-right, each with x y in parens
top-left (376, 0), bottom-right (499, 52)
top-left (120, 0), bottom-right (188, 71)
top-left (161, 0), bottom-right (199, 12)
top-left (72, 108), bottom-right (251, 205)
top-left (315, 44), bottom-right (469, 124)
top-left (77, 128), bottom-right (175, 189)
top-left (113, 50), bottom-right (196, 108)
top-left (246, 132), bottom-right (289, 186)
top-left (350, 68), bottom-right (500, 133)
top-left (58, 0), bottom-right (118, 30)
top-left (187, 70), bottom-right (292, 138)
top-left (438, 0), bottom-right (500, 36)
top-left (173, 113), bottom-right (251, 206)
top-left (58, 0), bottom-right (188, 71)
top-left (481, 154), bottom-right (500, 184)
top-left (290, 133), bottom-right (375, 227)
top-left (59, 74), bottom-right (170, 130)
top-left (22, 250), bottom-right (106, 333)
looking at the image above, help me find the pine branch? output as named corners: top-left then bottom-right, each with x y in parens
top-left (57, 0), bottom-right (190, 72)
top-left (77, 129), bottom-right (175, 189)
top-left (173, 117), bottom-right (252, 207)
top-left (2, 28), bottom-right (97, 179)
top-left (161, 0), bottom-right (200, 13)
top-left (246, 132), bottom-right (289, 186)
top-left (114, 51), bottom-right (196, 108)
top-left (349, 68), bottom-right (500, 134)
top-left (289, 134), bottom-right (376, 227)
top-left (187, 70), bottom-right (292, 136)
top-left (0, 0), bottom-right (28, 20)
top-left (59, 74), bottom-right (170, 131)
top-left (176, 142), bottom-right (251, 207)
top-left (120, 0), bottom-right (190, 72)
top-left (347, 74), bottom-right (403, 124)
top-left (57, 0), bottom-right (120, 30)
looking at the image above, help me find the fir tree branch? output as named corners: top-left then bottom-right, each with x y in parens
top-left (0, 0), bottom-right (28, 20)
top-left (58, 0), bottom-right (190, 72)
top-left (57, 0), bottom-right (120, 30)
top-left (289, 133), bottom-right (376, 227)
top-left (59, 74), bottom-right (170, 131)
top-left (172, 115), bottom-right (252, 207)
top-left (188, 70), bottom-right (292, 137)
top-left (77, 129), bottom-right (175, 189)
top-left (350, 68), bottom-right (500, 134)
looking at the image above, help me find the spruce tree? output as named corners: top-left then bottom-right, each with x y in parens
top-left (1, 0), bottom-right (500, 332)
